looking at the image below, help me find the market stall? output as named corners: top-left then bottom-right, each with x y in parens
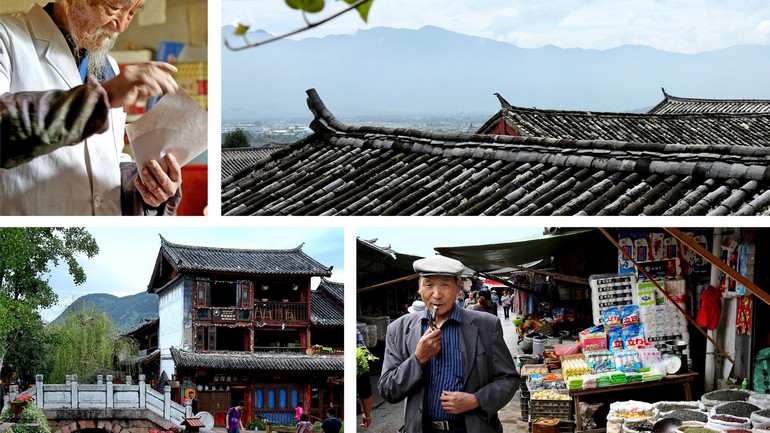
top-left (490, 228), bottom-right (770, 433)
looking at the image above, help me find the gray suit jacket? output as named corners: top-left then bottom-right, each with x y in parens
top-left (378, 308), bottom-right (520, 433)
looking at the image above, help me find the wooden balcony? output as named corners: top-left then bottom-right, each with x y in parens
top-left (254, 301), bottom-right (308, 324)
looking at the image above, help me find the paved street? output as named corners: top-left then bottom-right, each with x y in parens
top-left (358, 306), bottom-right (529, 433)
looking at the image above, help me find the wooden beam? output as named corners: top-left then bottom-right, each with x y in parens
top-left (445, 252), bottom-right (590, 286)
top-left (599, 228), bottom-right (734, 365)
top-left (358, 274), bottom-right (418, 292)
top-left (664, 227), bottom-right (770, 307)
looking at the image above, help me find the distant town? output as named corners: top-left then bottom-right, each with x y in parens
top-left (222, 115), bottom-right (487, 146)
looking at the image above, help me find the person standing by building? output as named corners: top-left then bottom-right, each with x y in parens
top-left (378, 255), bottom-right (519, 433)
top-left (321, 407), bottom-right (342, 433)
top-left (295, 400), bottom-right (304, 424)
top-left (183, 390), bottom-right (198, 415)
top-left (357, 329), bottom-right (374, 428)
top-left (296, 414), bottom-right (313, 433)
top-left (501, 290), bottom-right (512, 320)
top-left (226, 401), bottom-right (246, 433)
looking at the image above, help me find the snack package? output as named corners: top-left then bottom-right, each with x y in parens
top-left (622, 324), bottom-right (646, 349)
top-left (553, 307), bottom-right (565, 322)
top-left (604, 307), bottom-right (621, 326)
top-left (620, 305), bottom-right (640, 325)
top-left (608, 326), bottom-right (624, 351)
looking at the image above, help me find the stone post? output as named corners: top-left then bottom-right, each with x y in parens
top-left (35, 375), bottom-right (44, 408)
top-left (71, 374), bottom-right (78, 408)
top-left (97, 375), bottom-right (103, 385)
top-left (8, 384), bottom-right (18, 402)
top-left (106, 375), bottom-right (114, 409)
top-left (163, 386), bottom-right (171, 420)
top-left (65, 375), bottom-right (71, 386)
top-left (126, 375), bottom-right (133, 386)
top-left (185, 397), bottom-right (192, 418)
top-left (138, 374), bottom-right (146, 409)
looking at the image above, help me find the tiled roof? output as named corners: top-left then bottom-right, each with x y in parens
top-left (317, 277), bottom-right (344, 304)
top-left (222, 145), bottom-right (287, 179)
top-left (311, 278), bottom-right (344, 327)
top-left (357, 238), bottom-right (397, 259)
top-left (169, 347), bottom-right (343, 371)
top-left (477, 93), bottom-right (770, 146)
top-left (137, 349), bottom-right (160, 365)
top-left (648, 89), bottom-right (770, 115)
top-left (221, 89), bottom-right (770, 216)
top-left (158, 236), bottom-right (332, 276)
top-left (120, 317), bottom-right (159, 337)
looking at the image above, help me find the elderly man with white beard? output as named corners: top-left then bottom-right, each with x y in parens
top-left (0, 0), bottom-right (183, 215)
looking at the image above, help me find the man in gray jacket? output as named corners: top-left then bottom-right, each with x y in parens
top-left (378, 255), bottom-right (519, 433)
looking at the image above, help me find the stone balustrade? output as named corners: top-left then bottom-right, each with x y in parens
top-left (8, 375), bottom-right (191, 426)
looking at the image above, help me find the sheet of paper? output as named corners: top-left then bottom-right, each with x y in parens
top-left (126, 90), bottom-right (207, 175)
top-left (138, 0), bottom-right (166, 26)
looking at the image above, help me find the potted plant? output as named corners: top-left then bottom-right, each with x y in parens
top-left (10, 394), bottom-right (34, 418)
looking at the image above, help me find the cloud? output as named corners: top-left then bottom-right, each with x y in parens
top-left (221, 0), bottom-right (770, 53)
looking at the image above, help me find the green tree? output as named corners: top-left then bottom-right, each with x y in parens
top-left (0, 227), bottom-right (98, 375)
top-left (3, 315), bottom-right (53, 385)
top-left (222, 128), bottom-right (250, 148)
top-left (47, 307), bottom-right (138, 383)
top-left (0, 227), bottom-right (99, 309)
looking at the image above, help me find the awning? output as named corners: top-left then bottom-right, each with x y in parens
top-left (434, 229), bottom-right (597, 272)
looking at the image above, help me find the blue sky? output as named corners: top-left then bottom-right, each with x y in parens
top-left (42, 227), bottom-right (344, 322)
top-left (221, 0), bottom-right (770, 53)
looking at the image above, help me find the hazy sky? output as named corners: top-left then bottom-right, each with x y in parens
top-left (42, 227), bottom-right (344, 322)
top-left (221, 0), bottom-right (770, 53)
top-left (356, 227), bottom-right (545, 258)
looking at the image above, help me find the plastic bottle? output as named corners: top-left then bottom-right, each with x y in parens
top-left (741, 378), bottom-right (748, 389)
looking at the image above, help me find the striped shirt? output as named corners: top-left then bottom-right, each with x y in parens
top-left (422, 306), bottom-right (464, 421)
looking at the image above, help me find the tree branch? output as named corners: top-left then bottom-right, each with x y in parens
top-left (224, 0), bottom-right (371, 51)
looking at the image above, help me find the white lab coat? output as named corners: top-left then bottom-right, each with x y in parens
top-left (0, 4), bottom-right (125, 215)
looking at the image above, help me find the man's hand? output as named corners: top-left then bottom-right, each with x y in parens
top-left (134, 153), bottom-right (182, 207)
top-left (415, 327), bottom-right (442, 366)
top-left (440, 391), bottom-right (479, 414)
top-left (102, 61), bottom-right (178, 109)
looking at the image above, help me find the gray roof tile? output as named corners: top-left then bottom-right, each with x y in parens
top-left (221, 89), bottom-right (770, 216)
top-left (310, 278), bottom-right (344, 327)
top-left (170, 347), bottom-right (343, 371)
top-left (158, 236), bottom-right (332, 276)
top-left (648, 90), bottom-right (770, 115)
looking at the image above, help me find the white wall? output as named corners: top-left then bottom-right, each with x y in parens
top-left (159, 279), bottom-right (186, 380)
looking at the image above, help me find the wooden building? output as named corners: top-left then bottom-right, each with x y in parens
top-left (146, 236), bottom-right (343, 426)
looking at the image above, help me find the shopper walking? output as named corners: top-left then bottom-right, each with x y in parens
top-left (501, 290), bottom-right (512, 320)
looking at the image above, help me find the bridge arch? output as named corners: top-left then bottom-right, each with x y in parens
top-left (51, 420), bottom-right (130, 433)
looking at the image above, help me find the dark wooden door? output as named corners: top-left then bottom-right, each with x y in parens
top-left (198, 391), bottom-right (230, 426)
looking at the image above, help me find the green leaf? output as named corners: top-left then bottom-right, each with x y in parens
top-left (343, 0), bottom-right (373, 22)
top-left (234, 23), bottom-right (250, 36)
top-left (285, 0), bottom-right (303, 10)
top-left (287, 0), bottom-right (325, 13)
top-left (304, 0), bottom-right (325, 13)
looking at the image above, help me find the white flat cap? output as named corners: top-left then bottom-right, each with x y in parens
top-left (413, 255), bottom-right (465, 276)
top-left (408, 300), bottom-right (426, 313)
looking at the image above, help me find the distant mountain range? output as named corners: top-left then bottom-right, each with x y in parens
top-left (221, 25), bottom-right (770, 120)
top-left (50, 292), bottom-right (158, 332)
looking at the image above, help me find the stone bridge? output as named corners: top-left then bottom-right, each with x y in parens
top-left (8, 374), bottom-right (193, 433)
